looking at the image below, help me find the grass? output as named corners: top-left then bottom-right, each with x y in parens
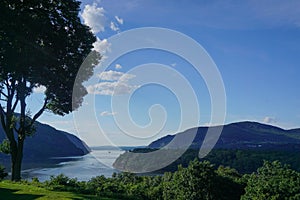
top-left (0, 181), bottom-right (116, 200)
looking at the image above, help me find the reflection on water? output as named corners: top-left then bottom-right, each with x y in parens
top-left (23, 150), bottom-right (124, 182)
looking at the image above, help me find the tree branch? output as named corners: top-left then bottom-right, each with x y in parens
top-left (4, 79), bottom-right (11, 96)
top-left (0, 91), bottom-right (8, 98)
top-left (11, 97), bottom-right (18, 113)
top-left (0, 105), bottom-right (6, 131)
top-left (27, 97), bottom-right (48, 128)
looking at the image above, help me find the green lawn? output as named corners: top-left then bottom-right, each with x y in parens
top-left (0, 181), bottom-right (116, 200)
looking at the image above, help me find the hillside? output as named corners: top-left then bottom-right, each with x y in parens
top-left (149, 121), bottom-right (300, 150)
top-left (114, 121), bottom-right (300, 173)
top-left (0, 120), bottom-right (90, 170)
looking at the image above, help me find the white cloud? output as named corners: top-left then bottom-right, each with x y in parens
top-left (115, 64), bottom-right (122, 69)
top-left (263, 116), bottom-right (277, 124)
top-left (110, 21), bottom-right (119, 31)
top-left (33, 85), bottom-right (46, 93)
top-left (204, 122), bottom-right (222, 127)
top-left (171, 63), bottom-right (177, 67)
top-left (93, 37), bottom-right (111, 55)
top-left (87, 70), bottom-right (138, 96)
top-left (100, 111), bottom-right (117, 116)
top-left (81, 3), bottom-right (106, 33)
top-left (115, 16), bottom-right (124, 25)
top-left (87, 70), bottom-right (138, 95)
top-left (98, 70), bottom-right (135, 82)
top-left (86, 81), bottom-right (139, 95)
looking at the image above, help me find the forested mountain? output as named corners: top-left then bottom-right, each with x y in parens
top-left (0, 120), bottom-right (90, 170)
top-left (149, 121), bottom-right (300, 149)
top-left (114, 122), bottom-right (300, 173)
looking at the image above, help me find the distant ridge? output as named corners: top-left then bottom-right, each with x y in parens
top-left (0, 120), bottom-right (90, 170)
top-left (148, 121), bottom-right (300, 149)
top-left (113, 121), bottom-right (300, 173)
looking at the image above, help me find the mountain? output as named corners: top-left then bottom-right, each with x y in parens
top-left (0, 120), bottom-right (90, 170)
top-left (149, 121), bottom-right (300, 150)
top-left (113, 122), bottom-right (300, 173)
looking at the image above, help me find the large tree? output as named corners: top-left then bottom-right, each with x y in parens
top-left (242, 161), bottom-right (300, 200)
top-left (0, 0), bottom-right (100, 181)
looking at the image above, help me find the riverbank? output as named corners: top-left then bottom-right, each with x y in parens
top-left (20, 149), bottom-right (124, 182)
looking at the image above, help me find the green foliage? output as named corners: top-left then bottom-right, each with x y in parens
top-left (215, 166), bottom-right (245, 200)
top-left (242, 161), bottom-right (300, 200)
top-left (0, 165), bottom-right (8, 180)
top-left (0, 138), bottom-right (10, 154)
top-left (129, 148), bottom-right (300, 174)
top-left (162, 160), bottom-right (218, 200)
top-left (9, 160), bottom-right (298, 200)
top-left (45, 174), bottom-right (81, 192)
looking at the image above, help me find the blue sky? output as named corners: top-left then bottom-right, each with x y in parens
top-left (32, 0), bottom-right (300, 146)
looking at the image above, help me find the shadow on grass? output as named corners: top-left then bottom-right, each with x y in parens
top-left (0, 188), bottom-right (43, 200)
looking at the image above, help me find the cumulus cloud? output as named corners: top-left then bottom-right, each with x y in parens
top-left (115, 16), bottom-right (124, 24)
top-left (93, 37), bottom-right (111, 55)
top-left (100, 111), bottom-right (117, 116)
top-left (98, 70), bottom-right (135, 82)
top-left (263, 116), bottom-right (277, 124)
top-left (87, 81), bottom-right (139, 95)
top-left (87, 70), bottom-right (139, 96)
top-left (81, 3), bottom-right (106, 33)
top-left (33, 85), bottom-right (46, 93)
top-left (110, 21), bottom-right (119, 31)
top-left (115, 64), bottom-right (122, 69)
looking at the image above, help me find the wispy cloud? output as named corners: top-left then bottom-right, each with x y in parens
top-left (115, 64), bottom-right (122, 69)
top-left (111, 0), bottom-right (300, 29)
top-left (263, 116), bottom-right (277, 124)
top-left (115, 16), bottom-right (124, 25)
top-left (110, 16), bottom-right (124, 31)
top-left (110, 21), bottom-right (119, 31)
top-left (100, 111), bottom-right (117, 116)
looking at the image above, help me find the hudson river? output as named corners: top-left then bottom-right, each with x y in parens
top-left (23, 149), bottom-right (124, 182)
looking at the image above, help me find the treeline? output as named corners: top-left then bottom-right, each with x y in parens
top-left (120, 148), bottom-right (300, 174)
top-left (1, 159), bottom-right (300, 199)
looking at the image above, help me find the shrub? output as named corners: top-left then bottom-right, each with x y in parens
top-left (45, 174), bottom-right (80, 191)
top-left (0, 165), bottom-right (8, 180)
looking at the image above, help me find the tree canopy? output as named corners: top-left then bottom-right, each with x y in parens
top-left (242, 161), bottom-right (300, 200)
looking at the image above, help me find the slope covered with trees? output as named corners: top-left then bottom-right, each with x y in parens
top-left (114, 122), bottom-right (300, 174)
top-left (0, 120), bottom-right (90, 170)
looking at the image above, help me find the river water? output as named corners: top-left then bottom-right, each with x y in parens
top-left (22, 149), bottom-right (124, 182)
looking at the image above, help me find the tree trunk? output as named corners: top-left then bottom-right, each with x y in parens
top-left (11, 137), bottom-right (24, 181)
top-left (11, 79), bottom-right (27, 181)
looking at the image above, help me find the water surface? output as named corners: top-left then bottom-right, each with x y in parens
top-left (23, 149), bottom-right (124, 182)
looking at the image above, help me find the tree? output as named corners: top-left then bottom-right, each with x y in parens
top-left (163, 159), bottom-right (218, 200)
top-left (0, 0), bottom-right (100, 181)
top-left (215, 165), bottom-right (245, 200)
top-left (241, 161), bottom-right (300, 200)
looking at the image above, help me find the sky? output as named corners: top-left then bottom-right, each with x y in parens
top-left (31, 0), bottom-right (300, 147)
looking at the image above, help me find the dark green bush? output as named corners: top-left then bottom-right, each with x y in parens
top-left (0, 165), bottom-right (8, 180)
top-left (45, 174), bottom-right (80, 191)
